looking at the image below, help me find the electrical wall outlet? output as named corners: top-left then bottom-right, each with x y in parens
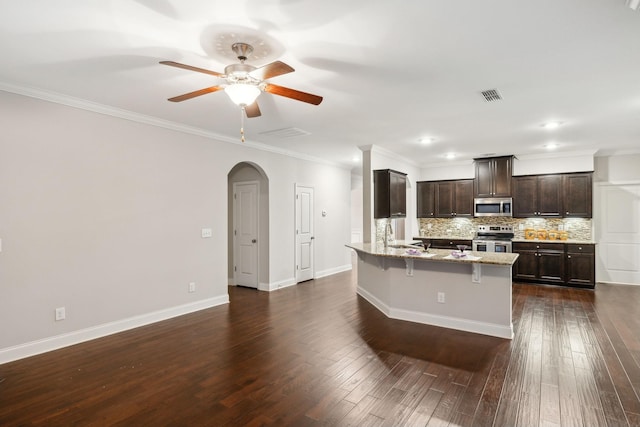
top-left (437, 292), bottom-right (445, 304)
top-left (188, 282), bottom-right (196, 293)
top-left (201, 228), bottom-right (212, 238)
top-left (55, 307), bottom-right (66, 321)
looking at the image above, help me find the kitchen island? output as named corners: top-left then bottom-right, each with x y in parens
top-left (346, 242), bottom-right (519, 339)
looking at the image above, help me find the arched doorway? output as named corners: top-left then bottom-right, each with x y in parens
top-left (227, 162), bottom-right (269, 290)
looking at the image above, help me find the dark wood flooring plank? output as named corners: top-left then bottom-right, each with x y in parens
top-left (2, 276), bottom-right (640, 427)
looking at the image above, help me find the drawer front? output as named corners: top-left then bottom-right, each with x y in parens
top-left (566, 244), bottom-right (595, 254)
top-left (513, 242), bottom-right (563, 252)
top-left (431, 239), bottom-right (472, 249)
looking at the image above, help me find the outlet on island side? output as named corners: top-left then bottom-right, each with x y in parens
top-left (188, 282), bottom-right (196, 293)
top-left (437, 292), bottom-right (445, 304)
top-left (55, 307), bottom-right (66, 321)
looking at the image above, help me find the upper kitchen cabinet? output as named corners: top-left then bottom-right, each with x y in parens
top-left (513, 172), bottom-right (592, 218)
top-left (373, 169), bottom-right (407, 218)
top-left (416, 181), bottom-right (435, 218)
top-left (474, 156), bottom-right (513, 198)
top-left (435, 179), bottom-right (474, 218)
top-left (513, 174), bottom-right (562, 217)
top-left (563, 172), bottom-right (592, 218)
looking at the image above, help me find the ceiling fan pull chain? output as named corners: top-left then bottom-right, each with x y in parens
top-left (240, 107), bottom-right (245, 142)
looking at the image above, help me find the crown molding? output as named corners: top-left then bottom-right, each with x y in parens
top-left (0, 81), bottom-right (347, 170)
top-left (358, 144), bottom-right (421, 168)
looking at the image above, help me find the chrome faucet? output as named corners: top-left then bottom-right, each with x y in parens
top-left (384, 221), bottom-right (394, 248)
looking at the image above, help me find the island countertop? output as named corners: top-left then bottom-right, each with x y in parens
top-left (346, 241), bottom-right (519, 266)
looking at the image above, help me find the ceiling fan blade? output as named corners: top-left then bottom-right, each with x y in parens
top-left (264, 84), bottom-right (323, 105)
top-left (244, 102), bottom-right (262, 118)
top-left (249, 60), bottom-right (294, 80)
top-left (159, 61), bottom-right (224, 77)
top-left (167, 86), bottom-right (223, 102)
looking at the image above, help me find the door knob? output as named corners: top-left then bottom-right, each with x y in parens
top-left (311, 236), bottom-right (315, 240)
top-left (252, 239), bottom-right (257, 243)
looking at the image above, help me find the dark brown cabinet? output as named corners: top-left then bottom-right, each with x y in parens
top-left (563, 173), bottom-right (592, 218)
top-left (374, 169), bottom-right (407, 218)
top-left (513, 174), bottom-right (562, 217)
top-left (416, 181), bottom-right (436, 218)
top-left (566, 244), bottom-right (595, 288)
top-left (513, 242), bottom-right (595, 288)
top-left (429, 239), bottom-right (472, 250)
top-left (513, 172), bottom-right (592, 218)
top-left (413, 238), bottom-right (472, 250)
top-left (513, 242), bottom-right (565, 284)
top-left (474, 156), bottom-right (512, 197)
top-left (434, 179), bottom-right (473, 218)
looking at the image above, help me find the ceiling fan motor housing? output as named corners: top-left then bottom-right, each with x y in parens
top-left (224, 63), bottom-right (258, 83)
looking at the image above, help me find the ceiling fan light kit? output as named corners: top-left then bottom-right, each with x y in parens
top-left (224, 83), bottom-right (261, 106)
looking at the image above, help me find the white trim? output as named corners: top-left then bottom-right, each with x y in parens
top-left (0, 295), bottom-right (229, 364)
top-left (262, 277), bottom-right (296, 292)
top-left (359, 144), bottom-right (422, 168)
top-left (0, 82), bottom-right (347, 169)
top-left (598, 281), bottom-right (640, 286)
top-left (357, 286), bottom-right (514, 340)
top-left (315, 264), bottom-right (353, 279)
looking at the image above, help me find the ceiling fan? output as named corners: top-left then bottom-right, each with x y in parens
top-left (160, 42), bottom-right (323, 119)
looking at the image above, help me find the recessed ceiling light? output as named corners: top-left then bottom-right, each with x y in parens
top-left (541, 121), bottom-right (562, 130)
top-left (352, 156), bottom-right (360, 163)
top-left (419, 137), bottom-right (435, 145)
top-left (445, 153), bottom-right (456, 159)
top-left (544, 143), bottom-right (559, 150)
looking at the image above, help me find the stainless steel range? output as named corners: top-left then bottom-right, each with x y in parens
top-left (472, 225), bottom-right (514, 253)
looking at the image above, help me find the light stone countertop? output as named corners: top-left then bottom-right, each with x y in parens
top-left (346, 241), bottom-right (519, 266)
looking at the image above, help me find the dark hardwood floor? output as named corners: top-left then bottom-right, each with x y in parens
top-left (2, 271), bottom-right (640, 426)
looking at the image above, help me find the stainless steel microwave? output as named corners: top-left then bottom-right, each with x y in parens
top-left (474, 197), bottom-right (513, 217)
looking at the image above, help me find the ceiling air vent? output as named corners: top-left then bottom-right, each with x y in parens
top-left (480, 89), bottom-right (503, 102)
top-left (259, 127), bottom-right (311, 138)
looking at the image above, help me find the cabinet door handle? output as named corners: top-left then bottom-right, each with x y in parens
top-left (568, 255), bottom-right (571, 258)
top-left (566, 212), bottom-right (570, 215)
top-left (578, 247), bottom-right (582, 250)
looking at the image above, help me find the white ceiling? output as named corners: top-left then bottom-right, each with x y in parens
top-left (2, 0), bottom-right (640, 171)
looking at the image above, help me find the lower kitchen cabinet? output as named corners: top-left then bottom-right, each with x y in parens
top-left (565, 244), bottom-right (595, 288)
top-left (512, 242), bottom-right (595, 288)
top-left (513, 242), bottom-right (564, 284)
top-left (413, 238), bottom-right (472, 250)
top-left (429, 239), bottom-right (472, 250)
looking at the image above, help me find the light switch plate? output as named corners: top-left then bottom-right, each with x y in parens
top-left (201, 228), bottom-right (212, 238)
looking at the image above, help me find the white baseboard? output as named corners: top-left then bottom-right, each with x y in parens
top-left (258, 265), bottom-right (353, 292)
top-left (0, 295), bottom-right (229, 364)
top-left (597, 280), bottom-right (640, 286)
top-left (315, 264), bottom-right (352, 279)
top-left (262, 277), bottom-right (296, 291)
top-left (357, 286), bottom-right (513, 339)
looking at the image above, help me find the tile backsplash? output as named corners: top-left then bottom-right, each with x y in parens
top-left (374, 217), bottom-right (592, 243)
top-left (416, 217), bottom-right (592, 241)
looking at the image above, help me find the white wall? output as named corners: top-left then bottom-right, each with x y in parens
top-left (0, 90), bottom-right (352, 362)
top-left (513, 151), bottom-right (594, 176)
top-left (593, 154), bottom-right (640, 285)
top-left (350, 174), bottom-right (363, 243)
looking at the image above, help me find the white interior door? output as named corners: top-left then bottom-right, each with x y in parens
top-left (296, 185), bottom-right (314, 283)
top-left (234, 181), bottom-right (259, 288)
top-left (595, 183), bottom-right (640, 284)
